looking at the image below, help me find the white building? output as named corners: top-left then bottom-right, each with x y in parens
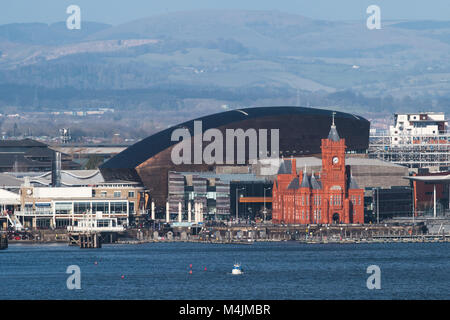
top-left (389, 112), bottom-right (447, 145)
top-left (0, 170), bottom-right (146, 230)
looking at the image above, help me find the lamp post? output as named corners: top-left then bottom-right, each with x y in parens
top-left (376, 187), bottom-right (380, 224)
top-left (263, 187), bottom-right (271, 223)
top-left (236, 187), bottom-right (245, 223)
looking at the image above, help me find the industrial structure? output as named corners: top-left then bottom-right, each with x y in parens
top-left (369, 112), bottom-right (450, 171)
top-left (0, 139), bottom-right (80, 172)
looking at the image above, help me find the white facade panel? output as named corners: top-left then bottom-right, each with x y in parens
top-left (33, 187), bottom-right (93, 199)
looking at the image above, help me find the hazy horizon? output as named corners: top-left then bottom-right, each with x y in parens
top-left (2, 0), bottom-right (450, 25)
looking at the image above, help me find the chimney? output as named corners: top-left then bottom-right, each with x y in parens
top-left (291, 158), bottom-right (296, 175)
top-left (51, 151), bottom-right (61, 187)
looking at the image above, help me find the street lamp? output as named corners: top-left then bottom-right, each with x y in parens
top-left (263, 187), bottom-right (271, 223)
top-left (376, 187), bottom-right (380, 224)
top-left (236, 187), bottom-right (245, 223)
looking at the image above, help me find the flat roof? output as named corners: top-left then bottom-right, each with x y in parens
top-left (404, 175), bottom-right (450, 183)
top-left (178, 171), bottom-right (268, 182)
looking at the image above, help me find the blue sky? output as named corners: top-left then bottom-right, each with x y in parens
top-left (2, 0), bottom-right (450, 25)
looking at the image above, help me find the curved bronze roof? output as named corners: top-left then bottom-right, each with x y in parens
top-left (101, 106), bottom-right (369, 170)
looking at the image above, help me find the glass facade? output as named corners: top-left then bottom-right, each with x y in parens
top-left (110, 202), bottom-right (127, 213)
top-left (92, 202), bottom-right (108, 213)
top-left (55, 202), bottom-right (72, 214)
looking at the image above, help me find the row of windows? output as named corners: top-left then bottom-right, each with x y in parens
top-left (65, 201), bottom-right (130, 214)
top-left (285, 208), bottom-right (324, 222)
top-left (350, 195), bottom-right (362, 205)
top-left (276, 194), bottom-right (361, 206)
top-left (330, 195), bottom-right (342, 206)
top-left (93, 190), bottom-right (135, 198)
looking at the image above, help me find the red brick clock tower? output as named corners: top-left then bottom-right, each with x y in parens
top-left (320, 113), bottom-right (347, 223)
top-left (271, 112), bottom-right (365, 225)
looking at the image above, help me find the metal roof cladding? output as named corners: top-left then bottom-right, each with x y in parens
top-left (100, 106), bottom-right (368, 170)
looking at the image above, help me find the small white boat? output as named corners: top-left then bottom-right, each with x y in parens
top-left (232, 263), bottom-right (243, 275)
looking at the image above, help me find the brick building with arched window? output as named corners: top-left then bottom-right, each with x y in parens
top-left (272, 117), bottom-right (364, 224)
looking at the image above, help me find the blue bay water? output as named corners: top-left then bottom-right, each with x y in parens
top-left (0, 242), bottom-right (449, 300)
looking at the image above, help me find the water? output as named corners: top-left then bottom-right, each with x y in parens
top-left (0, 242), bottom-right (449, 300)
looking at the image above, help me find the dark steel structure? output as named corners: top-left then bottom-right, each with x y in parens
top-left (100, 107), bottom-right (370, 206)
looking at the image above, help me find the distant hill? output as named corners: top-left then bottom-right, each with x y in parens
top-left (0, 21), bottom-right (111, 45)
top-left (0, 10), bottom-right (450, 114)
top-left (392, 20), bottom-right (450, 30)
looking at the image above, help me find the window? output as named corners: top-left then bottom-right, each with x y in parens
top-left (128, 191), bottom-right (135, 198)
top-left (55, 202), bottom-right (72, 215)
top-left (74, 202), bottom-right (91, 214)
top-left (129, 202), bottom-right (135, 214)
top-left (25, 203), bottom-right (33, 213)
top-left (110, 202), bottom-right (127, 213)
top-left (97, 219), bottom-right (110, 227)
top-left (114, 191), bottom-right (121, 198)
top-left (100, 191), bottom-right (107, 198)
top-left (92, 202), bottom-right (109, 214)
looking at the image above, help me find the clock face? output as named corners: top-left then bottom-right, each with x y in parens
top-left (332, 156), bottom-right (339, 164)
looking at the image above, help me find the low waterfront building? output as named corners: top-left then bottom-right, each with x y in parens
top-left (406, 169), bottom-right (450, 218)
top-left (0, 169), bottom-right (145, 230)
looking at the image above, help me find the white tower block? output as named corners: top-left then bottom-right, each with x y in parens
top-left (193, 203), bottom-right (197, 223)
top-left (151, 201), bottom-right (155, 220)
top-left (166, 201), bottom-right (170, 222)
top-left (178, 202), bottom-right (182, 223)
top-left (188, 202), bottom-right (192, 223)
top-left (194, 203), bottom-right (198, 223)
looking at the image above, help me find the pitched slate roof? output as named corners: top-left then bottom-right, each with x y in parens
top-left (349, 174), bottom-right (360, 189)
top-left (287, 177), bottom-right (300, 190)
top-left (310, 173), bottom-right (322, 189)
top-left (328, 125), bottom-right (340, 142)
top-left (300, 170), bottom-right (311, 188)
top-left (277, 159), bottom-right (292, 175)
top-left (328, 113), bottom-right (340, 142)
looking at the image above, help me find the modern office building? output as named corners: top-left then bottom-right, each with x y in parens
top-left (167, 171), bottom-right (271, 221)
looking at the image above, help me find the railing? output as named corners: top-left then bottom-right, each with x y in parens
top-left (14, 211), bottom-right (129, 217)
top-left (67, 225), bottom-right (125, 232)
top-left (14, 211), bottom-right (54, 216)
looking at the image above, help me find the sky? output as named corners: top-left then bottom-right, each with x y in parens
top-left (2, 0), bottom-right (450, 25)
